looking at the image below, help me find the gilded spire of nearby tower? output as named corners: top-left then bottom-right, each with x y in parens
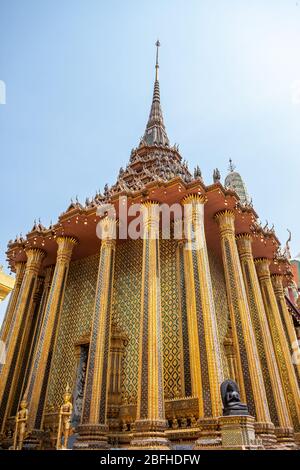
top-left (140, 40), bottom-right (170, 147)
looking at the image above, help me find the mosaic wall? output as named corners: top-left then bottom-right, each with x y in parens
top-left (160, 239), bottom-right (181, 399)
top-left (207, 251), bottom-right (230, 379)
top-left (46, 253), bottom-right (99, 408)
top-left (46, 240), bottom-right (230, 411)
top-left (112, 239), bottom-right (142, 404)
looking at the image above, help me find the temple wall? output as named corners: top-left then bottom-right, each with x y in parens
top-left (160, 239), bottom-right (181, 399)
top-left (111, 239), bottom-right (143, 404)
top-left (45, 240), bottom-right (230, 411)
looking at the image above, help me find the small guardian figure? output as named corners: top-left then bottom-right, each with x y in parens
top-left (194, 165), bottom-right (202, 179)
top-left (56, 384), bottom-right (73, 450)
top-left (213, 168), bottom-right (221, 183)
top-left (13, 396), bottom-right (28, 450)
top-left (221, 379), bottom-right (249, 416)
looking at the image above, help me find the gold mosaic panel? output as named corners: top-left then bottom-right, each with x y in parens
top-left (46, 253), bottom-right (99, 409)
top-left (160, 238), bottom-right (181, 399)
top-left (112, 239), bottom-right (142, 404)
top-left (208, 251), bottom-right (230, 378)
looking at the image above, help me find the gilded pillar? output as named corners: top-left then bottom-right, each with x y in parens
top-left (17, 265), bottom-right (55, 415)
top-left (75, 218), bottom-right (116, 449)
top-left (25, 237), bottom-right (77, 432)
top-left (215, 211), bottom-right (271, 426)
top-left (108, 324), bottom-right (127, 431)
top-left (175, 236), bottom-right (192, 398)
top-left (0, 261), bottom-right (26, 344)
top-left (271, 274), bottom-right (300, 386)
top-left (255, 258), bottom-right (300, 432)
top-left (9, 275), bottom-right (45, 420)
top-left (131, 202), bottom-right (170, 449)
top-left (0, 249), bottom-right (45, 432)
top-left (108, 324), bottom-right (127, 408)
top-left (181, 195), bottom-right (223, 418)
top-left (236, 235), bottom-right (292, 439)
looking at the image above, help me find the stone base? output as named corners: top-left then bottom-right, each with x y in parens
top-left (254, 421), bottom-right (277, 448)
top-left (23, 429), bottom-right (44, 450)
top-left (73, 424), bottom-right (110, 450)
top-left (130, 419), bottom-right (171, 450)
top-left (193, 418), bottom-right (221, 449)
top-left (294, 432), bottom-right (300, 446)
top-left (275, 426), bottom-right (296, 448)
top-left (219, 415), bottom-right (263, 450)
top-left (0, 435), bottom-right (13, 450)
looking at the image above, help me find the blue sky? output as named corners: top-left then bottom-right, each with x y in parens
top-left (1, 1), bottom-right (300, 321)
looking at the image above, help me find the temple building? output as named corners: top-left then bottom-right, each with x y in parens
top-left (0, 43), bottom-right (300, 450)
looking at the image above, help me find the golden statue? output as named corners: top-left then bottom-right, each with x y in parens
top-left (56, 384), bottom-right (73, 450)
top-left (13, 396), bottom-right (28, 450)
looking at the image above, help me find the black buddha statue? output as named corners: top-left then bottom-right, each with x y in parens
top-left (221, 379), bottom-right (249, 416)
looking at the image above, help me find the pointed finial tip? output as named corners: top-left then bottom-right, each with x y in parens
top-left (228, 158), bottom-right (236, 172)
top-left (155, 40), bottom-right (160, 80)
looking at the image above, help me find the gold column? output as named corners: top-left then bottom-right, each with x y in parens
top-left (75, 217), bottom-right (116, 450)
top-left (131, 202), bottom-right (170, 449)
top-left (236, 235), bottom-right (292, 441)
top-left (181, 195), bottom-right (223, 418)
top-left (0, 262), bottom-right (26, 344)
top-left (108, 324), bottom-right (127, 432)
top-left (0, 249), bottom-right (45, 432)
top-left (215, 211), bottom-right (271, 426)
top-left (18, 265), bottom-right (55, 414)
top-left (271, 274), bottom-right (300, 386)
top-left (108, 324), bottom-right (127, 408)
top-left (255, 258), bottom-right (300, 433)
top-left (176, 236), bottom-right (192, 398)
top-left (25, 237), bottom-right (77, 432)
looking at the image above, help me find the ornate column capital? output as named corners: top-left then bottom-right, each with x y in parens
top-left (254, 258), bottom-right (271, 281)
top-left (214, 210), bottom-right (235, 236)
top-left (98, 217), bottom-right (117, 241)
top-left (56, 236), bottom-right (78, 264)
top-left (24, 248), bottom-right (46, 274)
top-left (182, 193), bottom-right (207, 205)
top-left (236, 233), bottom-right (253, 260)
top-left (140, 201), bottom-right (160, 237)
top-left (271, 274), bottom-right (284, 296)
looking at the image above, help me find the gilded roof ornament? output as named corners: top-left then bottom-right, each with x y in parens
top-left (283, 229), bottom-right (292, 259)
top-left (213, 168), bottom-right (221, 183)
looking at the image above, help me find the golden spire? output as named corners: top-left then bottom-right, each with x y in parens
top-left (140, 40), bottom-right (170, 147)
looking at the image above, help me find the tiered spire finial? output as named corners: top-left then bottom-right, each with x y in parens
top-left (228, 158), bottom-right (236, 172)
top-left (155, 39), bottom-right (160, 81)
top-left (140, 40), bottom-right (170, 147)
